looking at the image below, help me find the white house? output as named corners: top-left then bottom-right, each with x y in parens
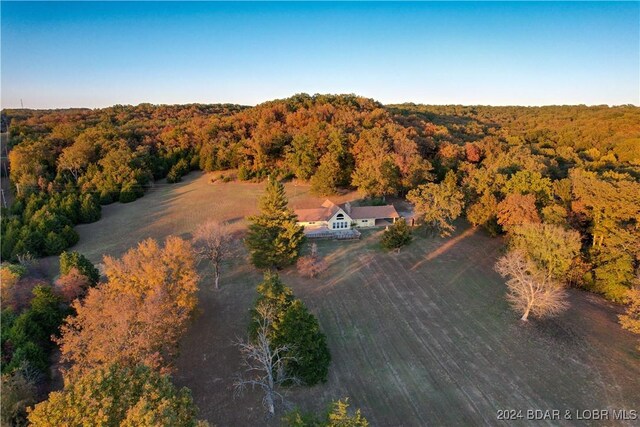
top-left (294, 200), bottom-right (400, 236)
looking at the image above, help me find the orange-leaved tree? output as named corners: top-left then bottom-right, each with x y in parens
top-left (57, 236), bottom-right (199, 378)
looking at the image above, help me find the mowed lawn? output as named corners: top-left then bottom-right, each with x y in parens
top-left (64, 172), bottom-right (639, 426)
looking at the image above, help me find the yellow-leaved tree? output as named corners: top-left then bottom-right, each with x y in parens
top-left (28, 364), bottom-right (208, 427)
top-left (57, 236), bottom-right (199, 379)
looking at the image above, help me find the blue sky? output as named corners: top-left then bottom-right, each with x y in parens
top-left (1, 2), bottom-right (638, 108)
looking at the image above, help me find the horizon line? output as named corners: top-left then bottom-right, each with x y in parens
top-left (2, 94), bottom-right (639, 111)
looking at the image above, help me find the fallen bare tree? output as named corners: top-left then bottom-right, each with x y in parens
top-left (495, 250), bottom-right (569, 321)
top-left (233, 303), bottom-right (299, 417)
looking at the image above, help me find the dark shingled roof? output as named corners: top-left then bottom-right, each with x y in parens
top-left (295, 200), bottom-right (400, 222)
top-left (349, 205), bottom-right (400, 220)
top-left (295, 200), bottom-right (340, 222)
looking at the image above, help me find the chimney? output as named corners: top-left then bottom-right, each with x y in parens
top-left (345, 202), bottom-right (351, 215)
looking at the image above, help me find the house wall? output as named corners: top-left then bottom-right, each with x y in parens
top-left (327, 209), bottom-right (352, 230)
top-left (299, 221), bottom-right (328, 228)
top-left (354, 218), bottom-right (376, 228)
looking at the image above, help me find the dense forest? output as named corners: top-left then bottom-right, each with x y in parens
top-left (2, 95), bottom-right (639, 305)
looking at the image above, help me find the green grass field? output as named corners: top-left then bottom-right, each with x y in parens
top-left (63, 172), bottom-right (640, 426)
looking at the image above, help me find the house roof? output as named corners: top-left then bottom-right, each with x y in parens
top-left (295, 199), bottom-right (400, 222)
top-left (295, 200), bottom-right (341, 222)
top-left (349, 205), bottom-right (400, 220)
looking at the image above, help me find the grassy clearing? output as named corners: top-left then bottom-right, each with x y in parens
top-left (63, 172), bottom-right (358, 263)
top-left (59, 172), bottom-right (639, 426)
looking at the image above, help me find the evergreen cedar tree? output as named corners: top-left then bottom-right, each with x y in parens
top-left (381, 218), bottom-right (412, 251)
top-left (59, 250), bottom-right (100, 286)
top-left (27, 364), bottom-right (206, 427)
top-left (0, 250), bottom-right (99, 413)
top-left (2, 95), bottom-right (639, 322)
top-left (245, 177), bottom-right (305, 269)
top-left (1, 285), bottom-right (68, 375)
top-left (283, 398), bottom-right (369, 427)
top-left (250, 272), bottom-right (331, 386)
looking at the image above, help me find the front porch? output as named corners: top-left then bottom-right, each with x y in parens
top-left (303, 226), bottom-right (361, 240)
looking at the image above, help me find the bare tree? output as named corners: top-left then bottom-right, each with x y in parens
top-left (233, 303), bottom-right (299, 417)
top-left (495, 250), bottom-right (568, 321)
top-left (296, 242), bottom-right (328, 278)
top-left (193, 220), bottom-right (233, 290)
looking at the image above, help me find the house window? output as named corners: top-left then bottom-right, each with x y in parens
top-left (336, 213), bottom-right (345, 221)
top-left (309, 221), bottom-right (315, 225)
top-left (362, 219), bottom-right (368, 223)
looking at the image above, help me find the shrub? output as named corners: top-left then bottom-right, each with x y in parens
top-left (99, 189), bottom-right (117, 205)
top-left (44, 232), bottom-right (67, 256)
top-left (54, 267), bottom-right (90, 303)
top-left (381, 219), bottom-right (412, 251)
top-left (283, 398), bottom-right (369, 427)
top-left (119, 185), bottom-right (137, 203)
top-left (61, 225), bottom-right (79, 246)
top-left (297, 243), bottom-right (328, 278)
top-left (59, 251), bottom-right (100, 286)
top-left (79, 194), bottom-right (101, 223)
top-left (237, 165), bottom-right (252, 181)
top-left (167, 158), bottom-right (190, 183)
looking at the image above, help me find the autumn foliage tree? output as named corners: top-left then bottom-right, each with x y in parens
top-left (28, 364), bottom-right (205, 427)
top-left (54, 267), bottom-right (90, 303)
top-left (407, 170), bottom-right (464, 237)
top-left (509, 223), bottom-right (581, 281)
top-left (496, 193), bottom-right (540, 233)
top-left (56, 237), bottom-right (199, 378)
top-left (466, 191), bottom-right (499, 234)
top-left (0, 263), bottom-right (33, 311)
